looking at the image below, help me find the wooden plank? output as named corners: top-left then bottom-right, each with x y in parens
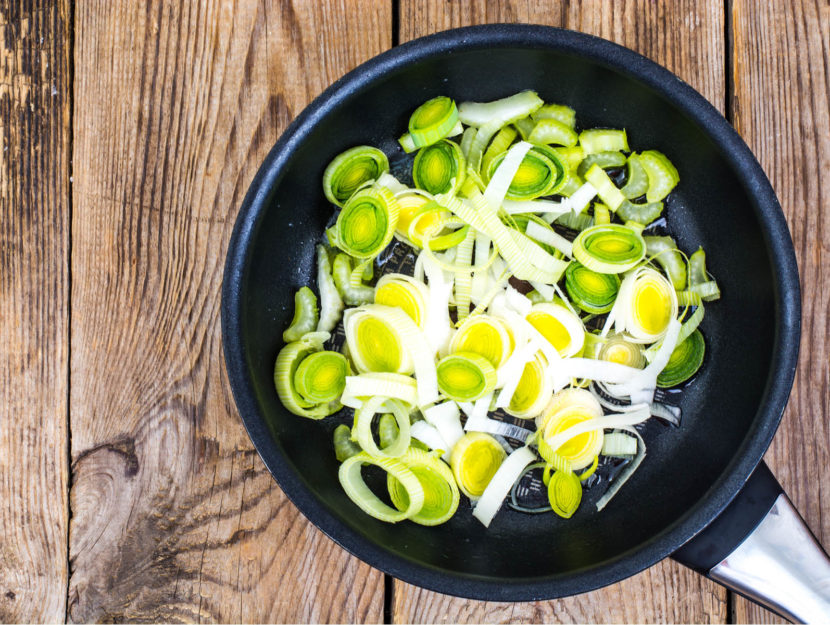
top-left (0, 0), bottom-right (71, 622)
top-left (67, 1), bottom-right (390, 622)
top-left (730, 1), bottom-right (830, 622)
top-left (395, 1), bottom-right (727, 623)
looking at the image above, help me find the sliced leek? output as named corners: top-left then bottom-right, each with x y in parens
top-left (316, 245), bottom-right (345, 333)
top-left (332, 253), bottom-right (375, 306)
top-left (645, 236), bottom-right (687, 291)
top-left (528, 118), bottom-right (579, 147)
top-left (450, 314), bottom-right (514, 369)
top-left (615, 267), bottom-right (678, 341)
top-left (323, 146), bottom-right (389, 207)
top-left (388, 447), bottom-right (460, 525)
top-left (276, 90), bottom-right (723, 529)
top-left (334, 424), bottom-right (361, 462)
top-left (599, 335), bottom-right (645, 368)
top-left (339, 452), bottom-right (424, 522)
top-left (657, 329), bottom-right (705, 387)
top-left (283, 286), bottom-right (319, 343)
top-left (275, 332), bottom-right (342, 419)
top-left (293, 350), bottom-right (349, 404)
top-left (620, 153), bottom-right (649, 199)
top-left (640, 149), bottom-right (679, 201)
top-left (406, 96), bottom-right (459, 149)
top-left (579, 129), bottom-right (629, 154)
top-left (573, 224), bottom-right (646, 274)
top-left (526, 303), bottom-right (585, 357)
top-left (450, 432), bottom-right (507, 499)
top-left (565, 262), bottom-right (620, 314)
top-left (437, 352), bottom-right (497, 402)
top-left (487, 146), bottom-right (567, 200)
top-left (375, 273), bottom-right (429, 328)
top-left (332, 185), bottom-right (399, 259)
top-left (506, 353), bottom-right (552, 419)
top-left (352, 395), bottom-right (411, 458)
top-left (532, 103), bottom-right (576, 128)
top-left (547, 470), bottom-right (582, 518)
top-left (413, 139), bottom-right (466, 194)
top-left (689, 247), bottom-right (721, 301)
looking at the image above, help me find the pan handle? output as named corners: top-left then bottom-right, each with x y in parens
top-left (672, 462), bottom-right (830, 623)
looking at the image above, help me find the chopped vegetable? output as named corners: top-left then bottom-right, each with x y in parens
top-left (274, 91), bottom-right (721, 529)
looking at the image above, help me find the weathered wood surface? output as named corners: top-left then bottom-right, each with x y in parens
top-left (67, 1), bottom-right (390, 622)
top-left (0, 0), bottom-right (71, 622)
top-left (393, 1), bottom-right (727, 623)
top-left (730, 0), bottom-right (830, 622)
top-left (2, 0), bottom-right (828, 622)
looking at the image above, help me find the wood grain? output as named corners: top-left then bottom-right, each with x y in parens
top-left (0, 0), bottom-right (71, 622)
top-left (68, 1), bottom-right (390, 622)
top-left (395, 1), bottom-right (728, 622)
top-left (730, 0), bottom-right (830, 622)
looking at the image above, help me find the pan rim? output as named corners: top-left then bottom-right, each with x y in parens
top-left (220, 24), bottom-right (801, 601)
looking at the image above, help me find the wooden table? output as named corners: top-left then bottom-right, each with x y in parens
top-left (2, 0), bottom-right (827, 622)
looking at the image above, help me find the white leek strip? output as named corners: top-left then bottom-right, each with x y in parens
top-left (501, 309), bottom-right (561, 368)
top-left (596, 427), bottom-right (645, 512)
top-left (352, 396), bottom-right (412, 458)
top-left (540, 182), bottom-right (597, 222)
top-left (601, 432), bottom-right (639, 457)
top-left (529, 281), bottom-right (555, 301)
top-left (470, 232), bottom-right (492, 304)
top-left (483, 141), bottom-right (533, 211)
top-left (542, 404), bottom-right (651, 456)
top-left (339, 452), bottom-right (424, 523)
top-left (316, 245), bottom-right (344, 333)
top-left (454, 228), bottom-right (475, 321)
top-left (457, 401), bottom-right (475, 418)
top-left (503, 198), bottom-right (569, 217)
top-left (606, 318), bottom-right (681, 400)
top-left (442, 191), bottom-right (568, 284)
top-left (341, 373), bottom-right (417, 409)
top-left (465, 414), bottom-right (534, 443)
top-left (565, 182), bottom-right (598, 213)
top-left (644, 303), bottom-right (705, 363)
top-left (458, 91), bottom-right (544, 127)
top-left (504, 285), bottom-right (533, 316)
top-left (411, 420), bottom-right (449, 459)
top-left (459, 126), bottom-right (476, 158)
top-left (376, 171), bottom-right (409, 194)
top-left (548, 357), bottom-right (642, 385)
top-left (472, 391), bottom-right (493, 419)
top-left (495, 338), bottom-right (542, 407)
top-left (525, 220), bottom-right (573, 257)
top-left (472, 445), bottom-right (537, 527)
top-left (421, 251), bottom-right (455, 356)
top-left (423, 401), bottom-right (464, 455)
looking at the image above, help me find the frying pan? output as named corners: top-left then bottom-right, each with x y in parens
top-left (221, 25), bottom-right (830, 622)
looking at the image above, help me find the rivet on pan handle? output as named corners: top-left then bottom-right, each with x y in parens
top-left (673, 462), bottom-right (830, 623)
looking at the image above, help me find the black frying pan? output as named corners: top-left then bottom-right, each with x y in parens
top-left (222, 25), bottom-right (830, 621)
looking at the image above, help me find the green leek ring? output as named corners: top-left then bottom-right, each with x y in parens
top-left (408, 96), bottom-right (459, 149)
top-left (565, 262), bottom-right (621, 314)
top-left (413, 140), bottom-right (466, 195)
top-left (334, 185), bottom-right (399, 259)
top-left (293, 350), bottom-right (349, 404)
top-left (338, 452), bottom-right (425, 523)
top-left (572, 224), bottom-right (646, 274)
top-left (323, 146), bottom-right (389, 208)
top-left (436, 351), bottom-right (497, 402)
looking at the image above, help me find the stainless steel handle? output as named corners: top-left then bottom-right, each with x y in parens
top-left (710, 493), bottom-right (830, 623)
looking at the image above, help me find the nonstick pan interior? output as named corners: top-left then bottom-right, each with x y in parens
top-left (222, 26), bottom-right (797, 600)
